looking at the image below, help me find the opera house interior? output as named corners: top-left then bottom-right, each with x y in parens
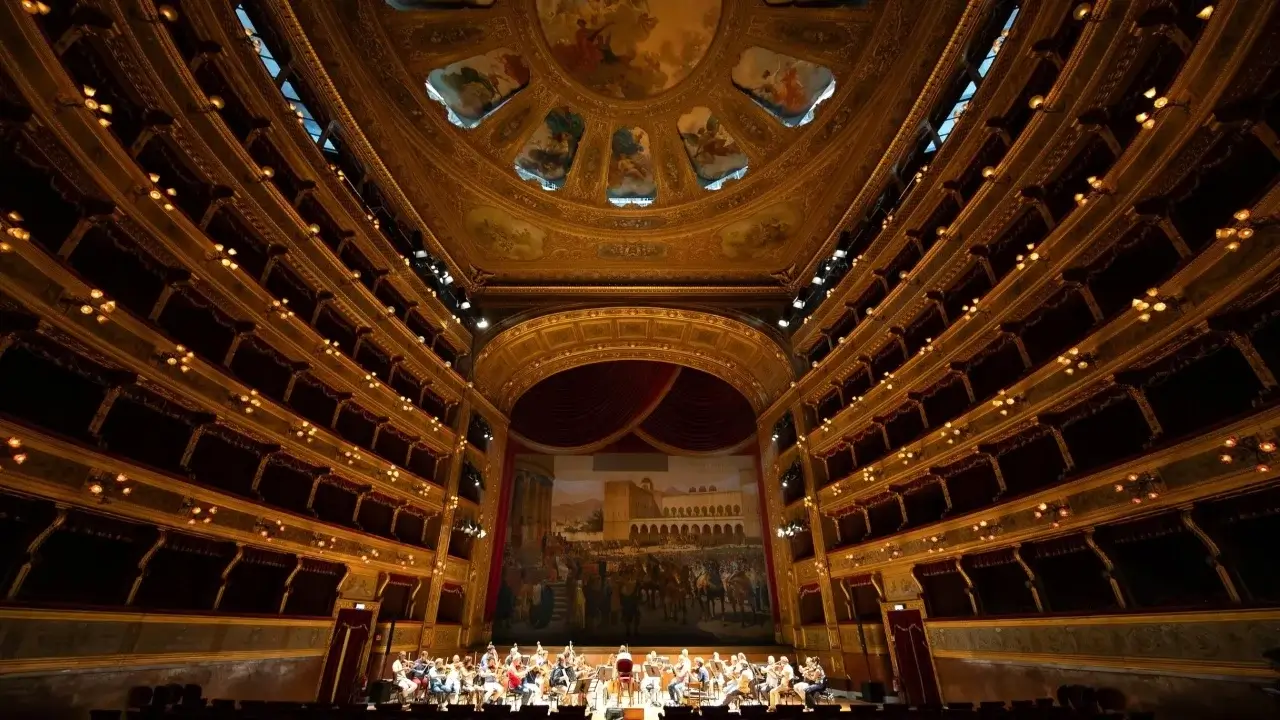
top-left (2, 0), bottom-right (1280, 719)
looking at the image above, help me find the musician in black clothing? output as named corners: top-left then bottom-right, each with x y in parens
top-left (549, 655), bottom-right (574, 706)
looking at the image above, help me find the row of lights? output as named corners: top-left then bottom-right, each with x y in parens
top-left (775, 520), bottom-right (807, 538)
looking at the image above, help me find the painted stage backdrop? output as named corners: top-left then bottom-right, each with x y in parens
top-left (493, 453), bottom-right (774, 645)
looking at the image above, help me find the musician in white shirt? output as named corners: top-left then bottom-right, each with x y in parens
top-left (768, 655), bottom-right (794, 710)
top-left (668, 649), bottom-right (691, 705)
top-left (794, 657), bottom-right (827, 708)
top-left (719, 660), bottom-right (754, 708)
top-left (640, 651), bottom-right (662, 706)
top-left (478, 648), bottom-right (504, 705)
top-left (615, 644), bottom-right (632, 662)
top-left (391, 651), bottom-right (417, 699)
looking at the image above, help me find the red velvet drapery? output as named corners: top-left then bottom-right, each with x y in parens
top-left (639, 367), bottom-right (756, 452)
top-left (510, 361), bottom-right (755, 454)
top-left (510, 361), bottom-right (678, 448)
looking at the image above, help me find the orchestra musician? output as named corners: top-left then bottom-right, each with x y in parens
top-left (548, 654), bottom-right (574, 706)
top-left (794, 657), bottom-right (827, 708)
top-left (517, 658), bottom-right (544, 708)
top-left (478, 646), bottom-right (504, 706)
top-left (668, 649), bottom-right (691, 705)
top-left (756, 655), bottom-right (779, 702)
top-left (767, 655), bottom-right (795, 710)
top-left (392, 651), bottom-right (417, 701)
top-left (707, 652), bottom-right (725, 701)
top-left (640, 651), bottom-right (663, 706)
top-left (719, 659), bottom-right (754, 708)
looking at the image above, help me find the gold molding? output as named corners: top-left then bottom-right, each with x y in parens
top-left (929, 649), bottom-right (1276, 680)
top-left (0, 607), bottom-right (333, 627)
top-left (0, 648), bottom-right (325, 676)
top-left (927, 608), bottom-right (1280, 629)
top-left (474, 308), bottom-right (793, 413)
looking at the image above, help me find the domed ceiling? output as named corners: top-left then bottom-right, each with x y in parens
top-left (294, 0), bottom-right (967, 291)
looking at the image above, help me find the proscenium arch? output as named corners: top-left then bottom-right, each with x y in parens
top-left (473, 308), bottom-right (793, 414)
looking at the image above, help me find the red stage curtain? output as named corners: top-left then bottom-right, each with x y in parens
top-left (639, 367), bottom-right (756, 452)
top-left (510, 361), bottom-right (678, 448)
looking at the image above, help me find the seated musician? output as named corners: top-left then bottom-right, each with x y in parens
top-left (640, 651), bottom-right (662, 705)
top-left (794, 657), bottom-right (827, 708)
top-left (518, 660), bottom-right (543, 707)
top-left (719, 660), bottom-right (754, 707)
top-left (478, 647), bottom-right (504, 705)
top-left (767, 656), bottom-right (795, 710)
top-left (392, 651), bottom-right (417, 700)
top-left (668, 649), bottom-right (691, 705)
top-left (693, 658), bottom-right (709, 685)
top-left (707, 652), bottom-right (725, 700)
top-left (616, 644), bottom-right (632, 662)
top-left (444, 656), bottom-right (463, 702)
top-left (756, 655), bottom-right (778, 700)
top-left (549, 655), bottom-right (573, 706)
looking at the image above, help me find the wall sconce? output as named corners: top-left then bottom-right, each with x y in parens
top-left (181, 498), bottom-right (218, 525)
top-left (268, 298), bottom-right (294, 320)
top-left (292, 421), bottom-right (318, 443)
top-left (157, 345), bottom-right (195, 373)
top-left (1115, 471), bottom-right (1164, 504)
top-left (254, 518), bottom-right (286, 542)
top-left (359, 547), bottom-right (381, 563)
top-left (926, 535), bottom-right (948, 554)
top-left (1219, 435), bottom-right (1276, 472)
top-left (860, 466), bottom-right (880, 483)
top-left (385, 466), bottom-right (401, 482)
top-left (1014, 244), bottom-right (1044, 271)
top-left (415, 483), bottom-right (432, 498)
top-left (208, 243), bottom-right (239, 270)
top-left (60, 85), bottom-right (113, 128)
top-left (981, 166), bottom-right (1006, 184)
top-left (363, 373), bottom-right (380, 390)
top-left (971, 519), bottom-right (1002, 541)
top-left (992, 389), bottom-right (1022, 416)
top-left (917, 338), bottom-right (938, 356)
top-left (139, 173), bottom-right (177, 212)
top-left (961, 297), bottom-right (983, 320)
top-left (86, 472), bottom-right (133, 503)
top-left (319, 339), bottom-right (340, 357)
top-left (1131, 287), bottom-right (1178, 322)
top-left (1027, 95), bottom-right (1059, 114)
top-left (192, 94), bottom-right (225, 114)
top-left (895, 447), bottom-right (920, 466)
top-left (1, 211), bottom-right (32, 253)
top-left (231, 389), bottom-right (262, 414)
top-left (397, 552), bottom-right (416, 567)
top-left (254, 165), bottom-right (275, 183)
top-left (881, 542), bottom-right (903, 559)
top-left (880, 372), bottom-right (896, 390)
top-left (310, 533), bottom-right (337, 552)
top-left (775, 520), bottom-right (807, 538)
top-left (1136, 88), bottom-right (1189, 131)
top-left (1055, 347), bottom-right (1093, 375)
top-left (21, 1), bottom-right (52, 15)
top-left (4, 437), bottom-right (28, 468)
top-left (343, 448), bottom-right (363, 465)
top-left (62, 288), bottom-right (117, 324)
top-left (939, 421), bottom-right (967, 445)
top-left (1196, 4), bottom-right (1214, 21)
top-left (457, 519), bottom-right (488, 538)
top-left (1216, 209), bottom-right (1266, 252)
top-left (1033, 501), bottom-right (1071, 528)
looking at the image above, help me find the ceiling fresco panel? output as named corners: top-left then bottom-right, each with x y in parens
top-left (537, 0), bottom-right (723, 100)
top-left (298, 0), bottom-right (966, 288)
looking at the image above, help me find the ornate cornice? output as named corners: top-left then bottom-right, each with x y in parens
top-left (474, 307), bottom-right (793, 413)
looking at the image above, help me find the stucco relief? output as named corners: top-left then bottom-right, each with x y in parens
top-left (926, 614), bottom-right (1280, 666)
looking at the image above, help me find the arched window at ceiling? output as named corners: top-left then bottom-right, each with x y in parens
top-left (607, 127), bottom-right (657, 207)
top-left (514, 106), bottom-right (586, 191)
top-left (234, 4), bottom-right (335, 152)
top-left (425, 49), bottom-right (530, 129)
top-left (731, 47), bottom-right (835, 128)
top-left (677, 107), bottom-right (749, 191)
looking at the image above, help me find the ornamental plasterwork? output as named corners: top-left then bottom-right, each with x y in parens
top-left (474, 308), bottom-right (793, 412)
top-left (292, 0), bottom-right (967, 286)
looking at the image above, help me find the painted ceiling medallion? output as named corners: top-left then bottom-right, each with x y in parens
top-left (537, 0), bottom-right (723, 100)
